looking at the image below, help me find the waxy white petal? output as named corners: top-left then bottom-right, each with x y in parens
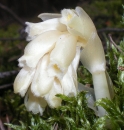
top-left (45, 78), bottom-right (62, 108)
top-left (38, 13), bottom-right (61, 21)
top-left (61, 47), bottom-right (80, 96)
top-left (18, 30), bottom-right (62, 68)
top-left (61, 64), bottom-right (77, 96)
top-left (24, 88), bottom-right (47, 115)
top-left (14, 67), bottom-right (35, 97)
top-left (31, 54), bottom-right (54, 97)
top-left (48, 33), bottom-right (77, 79)
top-left (25, 19), bottom-right (66, 41)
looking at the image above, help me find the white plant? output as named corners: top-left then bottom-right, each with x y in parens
top-left (14, 7), bottom-right (114, 116)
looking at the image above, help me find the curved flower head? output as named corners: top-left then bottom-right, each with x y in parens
top-left (14, 7), bottom-right (81, 115)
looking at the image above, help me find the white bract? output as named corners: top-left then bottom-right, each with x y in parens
top-left (14, 7), bottom-right (113, 116)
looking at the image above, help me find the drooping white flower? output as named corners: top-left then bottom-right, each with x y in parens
top-left (14, 6), bottom-right (113, 117)
top-left (14, 11), bottom-right (81, 114)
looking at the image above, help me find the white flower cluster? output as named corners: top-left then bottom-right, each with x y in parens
top-left (14, 7), bottom-right (112, 116)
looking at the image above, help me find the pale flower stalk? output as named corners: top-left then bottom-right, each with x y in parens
top-left (14, 6), bottom-right (114, 116)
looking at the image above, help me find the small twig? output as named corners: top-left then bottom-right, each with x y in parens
top-left (0, 70), bottom-right (19, 79)
top-left (53, 122), bottom-right (59, 130)
top-left (98, 28), bottom-right (124, 33)
top-left (0, 83), bottom-right (13, 89)
top-left (118, 66), bottom-right (124, 71)
top-left (0, 37), bottom-right (25, 41)
top-left (0, 3), bottom-right (25, 27)
top-left (108, 34), bottom-right (124, 54)
top-left (6, 114), bottom-right (11, 130)
top-left (107, 34), bottom-right (117, 61)
top-left (0, 118), bottom-right (5, 130)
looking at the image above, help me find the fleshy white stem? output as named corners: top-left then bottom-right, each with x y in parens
top-left (80, 32), bottom-right (113, 116)
top-left (92, 71), bottom-right (111, 116)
